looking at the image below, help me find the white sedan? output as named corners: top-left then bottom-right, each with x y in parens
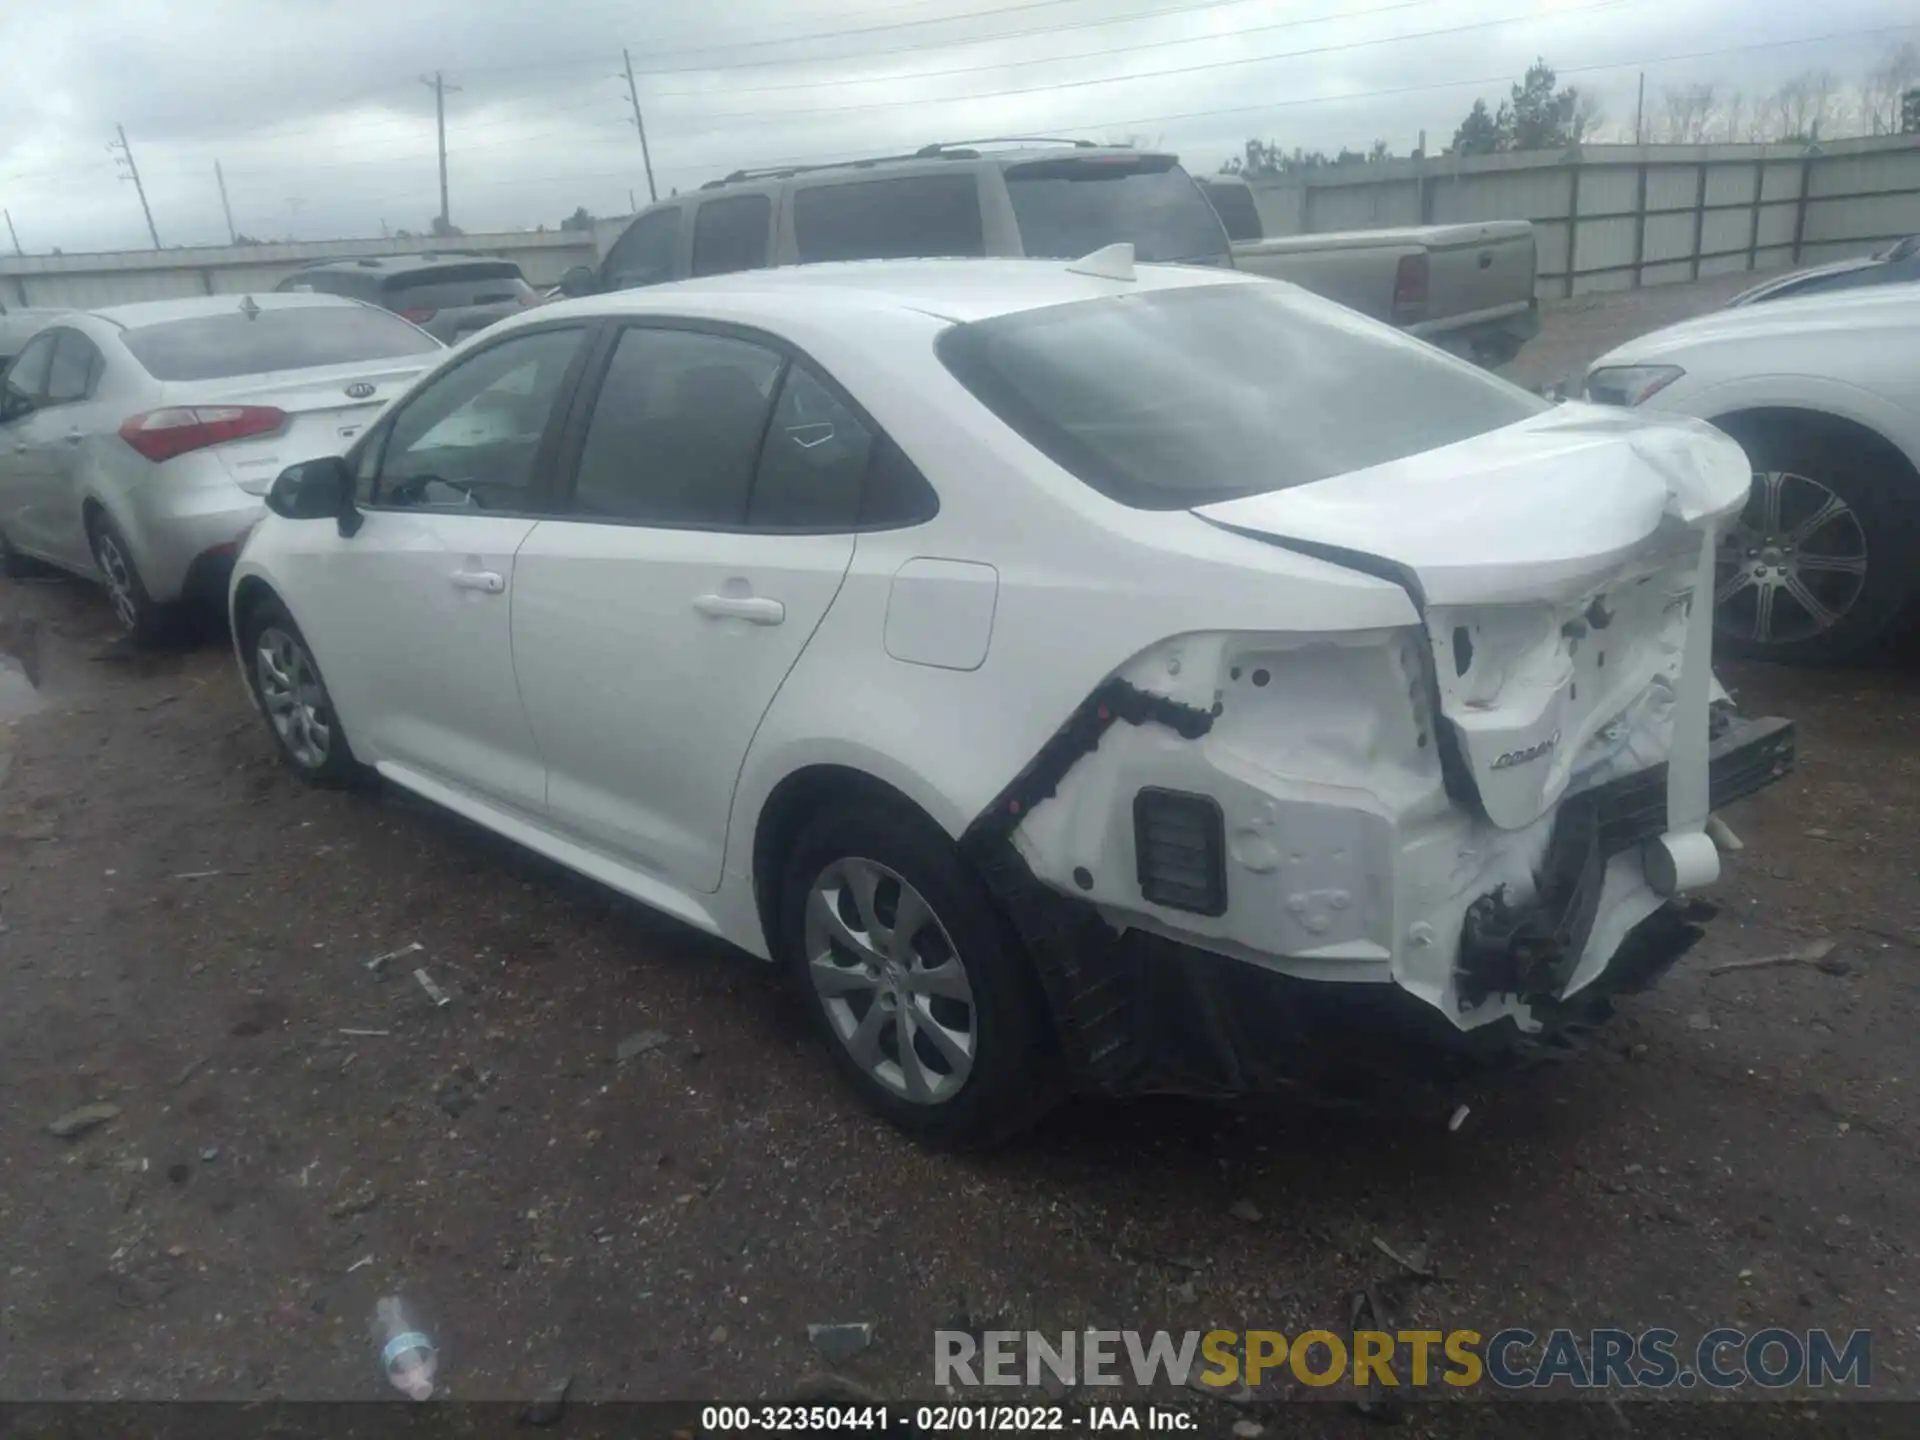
top-left (0, 293), bottom-right (441, 640)
top-left (1586, 284), bottom-right (1920, 665)
top-left (230, 253), bottom-right (1793, 1142)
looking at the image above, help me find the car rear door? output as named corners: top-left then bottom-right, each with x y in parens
top-left (275, 323), bottom-right (594, 818)
top-left (509, 322), bottom-right (863, 893)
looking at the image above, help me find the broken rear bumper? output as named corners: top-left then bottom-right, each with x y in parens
top-left (968, 710), bottom-right (1794, 1101)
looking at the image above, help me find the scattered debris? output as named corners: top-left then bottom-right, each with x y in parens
top-left (1704, 815), bottom-right (1743, 852)
top-left (522, 1373), bottom-right (573, 1427)
top-left (708, 1325), bottom-right (730, 1346)
top-left (617, 1030), bottom-right (670, 1062)
top-left (1686, 1012), bottom-right (1713, 1031)
top-left (329, 1180), bottom-right (382, 1219)
top-left (340, 1027), bottom-right (390, 1037)
top-left (1232, 1422), bottom-right (1267, 1440)
top-left (46, 1102), bottom-right (121, 1140)
top-left (808, 1322), bottom-right (874, 1365)
top-left (1803, 827), bottom-right (1836, 842)
top-left (375, 1296), bottom-right (437, 1401)
top-left (437, 1078), bottom-right (476, 1118)
top-left (1708, 938), bottom-right (1838, 977)
top-left (412, 967), bottom-right (451, 1008)
top-left (1448, 1103), bottom-right (1471, 1132)
top-left (365, 941), bottom-right (423, 975)
top-left (170, 1057), bottom-right (206, 1088)
top-left (200, 1146), bottom-right (221, 1163)
top-left (1371, 1236), bottom-right (1435, 1279)
top-left (1169, 1277), bottom-right (1197, 1304)
top-left (1228, 1199), bottom-right (1263, 1224)
top-left (172, 870), bottom-right (228, 881)
top-left (347, 1255), bottom-right (374, 1274)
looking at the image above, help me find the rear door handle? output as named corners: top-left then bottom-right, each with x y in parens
top-left (450, 569), bottom-right (506, 593)
top-left (694, 593), bottom-right (785, 625)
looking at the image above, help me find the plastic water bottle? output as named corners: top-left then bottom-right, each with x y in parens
top-left (374, 1296), bottom-right (437, 1401)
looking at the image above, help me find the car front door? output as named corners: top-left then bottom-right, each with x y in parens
top-left (277, 323), bottom-right (594, 818)
top-left (0, 332), bottom-right (58, 559)
top-left (510, 323), bottom-right (868, 893)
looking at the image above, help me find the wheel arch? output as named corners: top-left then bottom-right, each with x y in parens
top-left (1706, 404), bottom-right (1920, 491)
top-left (230, 572), bottom-right (280, 638)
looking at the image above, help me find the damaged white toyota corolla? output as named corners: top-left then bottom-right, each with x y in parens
top-left (229, 250), bottom-right (1793, 1142)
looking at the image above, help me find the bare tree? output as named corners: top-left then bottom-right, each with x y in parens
top-left (1721, 90), bottom-right (1746, 143)
top-left (1777, 68), bottom-right (1841, 140)
top-left (1863, 43), bottom-right (1920, 134)
top-left (1659, 82), bottom-right (1718, 143)
top-left (1569, 88), bottom-right (1608, 143)
top-left (1748, 90), bottom-right (1783, 142)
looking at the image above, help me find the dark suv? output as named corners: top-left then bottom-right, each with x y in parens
top-left (276, 253), bottom-right (536, 344)
top-left (560, 140), bottom-right (1230, 297)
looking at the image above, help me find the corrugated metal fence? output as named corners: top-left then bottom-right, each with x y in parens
top-left (1247, 134), bottom-right (1920, 298)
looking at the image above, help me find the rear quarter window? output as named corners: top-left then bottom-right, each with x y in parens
top-left (938, 283), bottom-right (1544, 510)
top-left (122, 306), bottom-right (441, 382)
top-left (792, 173), bottom-right (986, 263)
top-left (692, 194), bottom-right (773, 278)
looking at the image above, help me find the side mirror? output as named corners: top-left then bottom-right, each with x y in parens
top-left (266, 456), bottom-right (356, 531)
top-left (558, 265), bottom-right (596, 298)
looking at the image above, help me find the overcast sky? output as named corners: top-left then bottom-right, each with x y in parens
top-left (1, 0), bottom-right (1914, 253)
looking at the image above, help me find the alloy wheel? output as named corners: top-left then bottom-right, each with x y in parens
top-left (93, 531), bottom-right (140, 632)
top-left (255, 626), bottom-right (332, 771)
top-left (1714, 470), bottom-right (1869, 648)
top-left (804, 857), bottom-right (977, 1105)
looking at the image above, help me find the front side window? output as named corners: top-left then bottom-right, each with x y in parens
top-left (568, 327), bottom-right (783, 526)
top-left (45, 330), bottom-right (101, 404)
top-left (373, 327), bottom-right (585, 510)
top-left (691, 195), bottom-right (772, 278)
top-left (792, 174), bottom-right (986, 263)
top-left (122, 305), bottom-right (440, 382)
top-left (1005, 155), bottom-right (1229, 263)
top-left (603, 208), bottom-right (680, 290)
top-left (0, 332), bottom-right (55, 421)
top-left (939, 283), bottom-right (1545, 509)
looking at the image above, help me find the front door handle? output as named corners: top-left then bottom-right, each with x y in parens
top-left (450, 569), bottom-right (506, 593)
top-left (64, 429), bottom-right (83, 445)
top-left (694, 593), bottom-right (785, 625)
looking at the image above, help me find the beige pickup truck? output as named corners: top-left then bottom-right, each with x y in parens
top-left (1197, 175), bottom-right (1540, 368)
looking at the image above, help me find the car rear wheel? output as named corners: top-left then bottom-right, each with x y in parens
top-left (1712, 424), bottom-right (1918, 665)
top-left (779, 800), bottom-right (1054, 1145)
top-left (87, 513), bottom-right (169, 646)
top-left (240, 596), bottom-right (370, 788)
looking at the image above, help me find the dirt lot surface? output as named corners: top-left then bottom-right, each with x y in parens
top-left (2, 277), bottom-right (1916, 1435)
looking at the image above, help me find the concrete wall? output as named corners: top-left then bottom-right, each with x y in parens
top-left (1247, 134), bottom-right (1920, 299)
top-left (0, 225), bottom-right (625, 309)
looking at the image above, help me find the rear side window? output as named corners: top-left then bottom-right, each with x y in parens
top-left (568, 327), bottom-right (783, 525)
top-left (793, 174), bottom-right (986, 263)
top-left (939, 283), bottom-right (1544, 510)
top-left (747, 365), bottom-right (871, 528)
top-left (1197, 179), bottom-right (1262, 243)
top-left (1005, 155), bottom-right (1229, 263)
top-left (692, 195), bottom-right (772, 278)
top-left (604, 208), bottom-right (680, 289)
top-left (382, 264), bottom-right (533, 310)
top-left (122, 305), bottom-right (440, 381)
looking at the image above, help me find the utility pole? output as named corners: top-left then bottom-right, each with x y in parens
top-left (111, 124), bottom-right (161, 249)
top-left (215, 161), bottom-right (237, 243)
top-left (421, 71), bottom-right (461, 232)
top-left (621, 49), bottom-right (659, 204)
top-left (3, 208), bottom-right (21, 256)
top-left (1635, 72), bottom-right (1646, 145)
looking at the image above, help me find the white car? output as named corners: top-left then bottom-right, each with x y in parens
top-left (0, 293), bottom-right (442, 640)
top-left (230, 253), bottom-right (1793, 1142)
top-left (1585, 285), bottom-right (1920, 665)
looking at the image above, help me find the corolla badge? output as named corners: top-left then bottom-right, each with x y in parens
top-left (344, 382), bottom-right (376, 399)
top-left (1491, 731), bottom-right (1560, 770)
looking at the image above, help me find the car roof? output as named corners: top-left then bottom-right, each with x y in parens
top-left (86, 292), bottom-right (372, 328)
top-left (551, 256), bottom-right (1261, 327)
top-left (685, 142), bottom-right (1175, 196)
top-left (290, 252), bottom-right (521, 277)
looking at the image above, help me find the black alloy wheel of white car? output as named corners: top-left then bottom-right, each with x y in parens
top-left (240, 595), bottom-right (371, 788)
top-left (779, 798), bottom-right (1054, 1145)
top-left (1712, 420), bottom-right (1919, 665)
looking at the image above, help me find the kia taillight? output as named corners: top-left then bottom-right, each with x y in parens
top-left (118, 406), bottom-right (287, 463)
top-left (1392, 252), bottom-right (1429, 320)
top-left (398, 306), bottom-right (437, 324)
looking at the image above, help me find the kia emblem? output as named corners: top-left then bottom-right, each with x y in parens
top-left (345, 382), bottom-right (376, 399)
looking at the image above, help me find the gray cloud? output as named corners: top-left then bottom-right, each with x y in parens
top-left (2, 0), bottom-right (1913, 252)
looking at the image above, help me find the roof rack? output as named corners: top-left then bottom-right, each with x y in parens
top-left (697, 136), bottom-right (1100, 190)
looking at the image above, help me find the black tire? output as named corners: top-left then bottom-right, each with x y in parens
top-left (86, 511), bottom-right (171, 646)
top-left (238, 594), bottom-right (372, 788)
top-left (1713, 418), bottom-right (1920, 665)
top-left (778, 799), bottom-right (1054, 1146)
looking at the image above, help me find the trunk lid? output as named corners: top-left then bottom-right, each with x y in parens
top-left (1194, 404), bottom-right (1750, 829)
top-left (159, 358), bottom-right (433, 493)
top-left (1420, 220), bottom-right (1536, 324)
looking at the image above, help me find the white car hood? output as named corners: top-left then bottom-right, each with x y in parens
top-left (1195, 404), bottom-right (1751, 832)
top-left (1590, 283), bottom-right (1920, 370)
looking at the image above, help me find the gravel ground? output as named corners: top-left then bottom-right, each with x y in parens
top-left (2, 277), bottom-right (1916, 1435)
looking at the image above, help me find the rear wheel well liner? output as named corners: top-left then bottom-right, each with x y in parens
top-left (231, 575), bottom-right (279, 636)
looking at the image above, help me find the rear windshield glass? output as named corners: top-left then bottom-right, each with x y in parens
top-left (122, 306), bottom-right (441, 382)
top-left (1004, 155), bottom-right (1228, 263)
top-left (938, 284), bottom-right (1545, 510)
top-left (381, 264), bottom-right (534, 309)
top-left (1196, 179), bottom-right (1263, 242)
